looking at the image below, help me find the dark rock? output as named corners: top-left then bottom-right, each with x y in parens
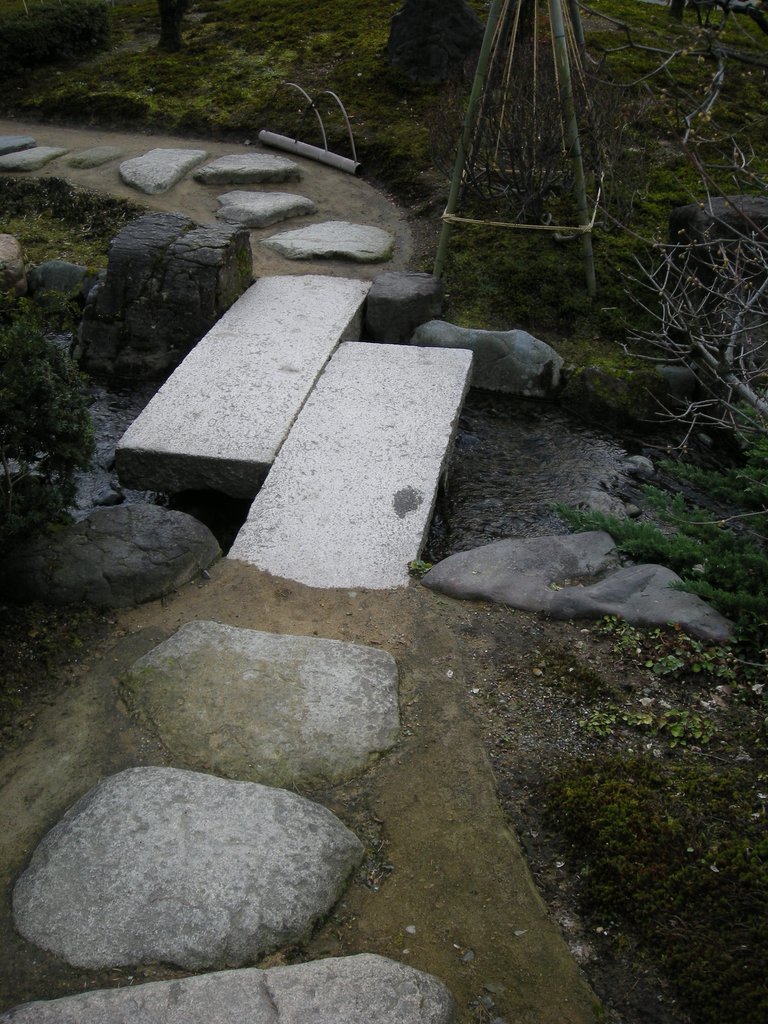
top-left (365, 272), bottom-right (444, 343)
top-left (74, 213), bottom-right (252, 380)
top-left (0, 504), bottom-right (220, 607)
top-left (388, 0), bottom-right (484, 83)
top-left (28, 259), bottom-right (99, 305)
top-left (669, 195), bottom-right (768, 247)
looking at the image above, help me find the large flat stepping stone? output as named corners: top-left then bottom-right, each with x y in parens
top-left (12, 767), bottom-right (363, 970)
top-left (0, 954), bottom-right (455, 1024)
top-left (263, 221), bottom-right (395, 263)
top-left (216, 189), bottom-right (317, 227)
top-left (0, 145), bottom-right (68, 171)
top-left (194, 152), bottom-right (302, 184)
top-left (116, 275), bottom-right (370, 498)
top-left (0, 135), bottom-right (36, 156)
top-left (422, 531), bottom-right (733, 641)
top-left (229, 342), bottom-right (473, 589)
top-left (122, 621), bottom-right (400, 786)
top-left (119, 147), bottom-right (207, 195)
top-left (67, 145), bottom-right (122, 168)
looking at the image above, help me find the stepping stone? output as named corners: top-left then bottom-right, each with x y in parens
top-left (0, 146), bottom-right (68, 171)
top-left (422, 531), bottom-right (733, 642)
top-left (116, 275), bottom-right (370, 498)
top-left (119, 147), bottom-right (207, 195)
top-left (12, 767), bottom-right (363, 970)
top-left (122, 621), bottom-right (400, 786)
top-left (0, 954), bottom-right (455, 1024)
top-left (0, 135), bottom-right (35, 156)
top-left (263, 221), bottom-right (395, 263)
top-left (216, 189), bottom-right (317, 227)
top-left (229, 342), bottom-right (473, 589)
top-left (67, 145), bottom-right (122, 168)
top-left (194, 152), bottom-right (302, 184)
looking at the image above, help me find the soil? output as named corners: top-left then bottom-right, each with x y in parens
top-left (0, 118), bottom-right (705, 1024)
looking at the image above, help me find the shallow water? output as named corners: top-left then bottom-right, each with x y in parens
top-left (426, 391), bottom-right (633, 561)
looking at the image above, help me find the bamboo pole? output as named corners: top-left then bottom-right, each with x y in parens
top-left (549, 0), bottom-right (597, 296)
top-left (433, 0), bottom-right (507, 279)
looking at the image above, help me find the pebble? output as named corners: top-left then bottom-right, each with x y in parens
top-left (405, 924), bottom-right (417, 935)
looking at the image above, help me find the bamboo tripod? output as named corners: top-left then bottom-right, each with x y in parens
top-left (433, 0), bottom-right (597, 297)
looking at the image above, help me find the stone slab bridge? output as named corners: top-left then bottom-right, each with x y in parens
top-left (117, 274), bottom-right (473, 589)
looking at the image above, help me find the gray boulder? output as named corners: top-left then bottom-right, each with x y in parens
top-left (365, 271), bottom-right (444, 342)
top-left (422, 531), bottom-right (732, 641)
top-left (74, 212), bottom-right (252, 379)
top-left (412, 320), bottom-right (564, 397)
top-left (122, 621), bottom-right (400, 787)
top-left (12, 767), bottom-right (364, 970)
top-left (28, 259), bottom-right (98, 304)
top-left (0, 504), bottom-right (220, 607)
top-left (0, 954), bottom-right (455, 1024)
top-left (388, 0), bottom-right (484, 82)
top-left (0, 233), bottom-right (26, 295)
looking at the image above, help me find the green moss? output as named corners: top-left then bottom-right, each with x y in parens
top-left (547, 756), bottom-right (768, 1024)
top-left (0, 177), bottom-right (142, 267)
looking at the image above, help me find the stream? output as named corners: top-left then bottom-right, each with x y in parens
top-left (74, 374), bottom-right (641, 556)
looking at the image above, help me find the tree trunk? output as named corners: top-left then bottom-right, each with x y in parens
top-left (157, 0), bottom-right (189, 53)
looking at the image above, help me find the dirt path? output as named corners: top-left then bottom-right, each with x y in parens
top-left (0, 117), bottom-right (415, 280)
top-left (0, 118), bottom-right (600, 1022)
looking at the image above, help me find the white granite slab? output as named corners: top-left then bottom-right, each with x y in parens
top-left (194, 153), bottom-right (301, 184)
top-left (228, 342), bottom-right (473, 589)
top-left (116, 275), bottom-right (371, 498)
top-left (262, 221), bottom-right (395, 263)
top-left (216, 190), bottom-right (317, 227)
top-left (0, 146), bottom-right (68, 171)
top-left (119, 148), bottom-right (207, 195)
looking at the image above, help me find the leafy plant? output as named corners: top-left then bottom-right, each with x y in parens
top-left (0, 303), bottom-right (93, 545)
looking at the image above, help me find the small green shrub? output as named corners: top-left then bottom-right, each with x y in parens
top-left (0, 303), bottom-right (93, 545)
top-left (0, 0), bottom-right (110, 78)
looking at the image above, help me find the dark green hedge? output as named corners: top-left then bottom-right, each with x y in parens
top-left (0, 0), bottom-right (110, 77)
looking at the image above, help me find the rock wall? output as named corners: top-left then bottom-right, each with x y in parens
top-left (74, 212), bottom-right (252, 380)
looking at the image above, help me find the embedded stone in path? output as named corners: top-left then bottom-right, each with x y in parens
top-left (0, 145), bottom-right (68, 171)
top-left (194, 152), bottom-right (302, 184)
top-left (422, 531), bottom-right (733, 641)
top-left (119, 147), bottom-right (207, 195)
top-left (229, 342), bottom-right (473, 589)
top-left (12, 767), bottom-right (363, 970)
top-left (67, 145), bottom-right (122, 168)
top-left (117, 275), bottom-right (370, 498)
top-left (0, 505), bottom-right (220, 608)
top-left (123, 621), bottom-right (400, 786)
top-left (0, 954), bottom-right (455, 1024)
top-left (216, 189), bottom-right (317, 227)
top-left (263, 221), bottom-right (395, 263)
top-left (0, 135), bottom-right (35, 156)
